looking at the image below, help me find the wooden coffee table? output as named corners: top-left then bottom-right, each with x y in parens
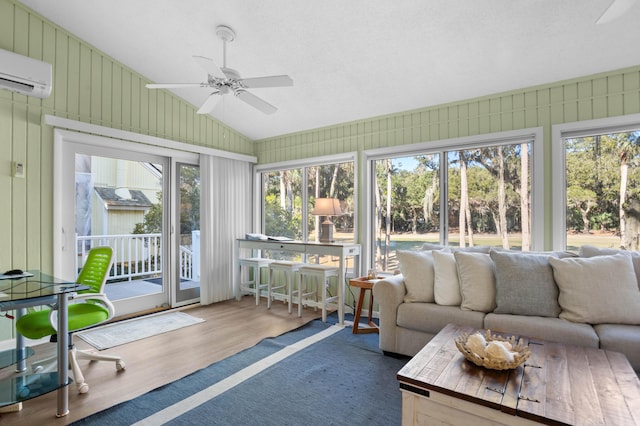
top-left (397, 323), bottom-right (640, 425)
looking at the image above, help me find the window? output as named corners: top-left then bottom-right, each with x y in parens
top-left (559, 125), bottom-right (640, 252)
top-left (367, 130), bottom-right (541, 272)
top-left (258, 155), bottom-right (356, 247)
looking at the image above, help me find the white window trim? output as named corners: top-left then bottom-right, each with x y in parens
top-left (362, 127), bottom-right (544, 269)
top-left (45, 115), bottom-right (257, 163)
top-left (552, 113), bottom-right (640, 250)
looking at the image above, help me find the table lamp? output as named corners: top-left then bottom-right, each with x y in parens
top-left (312, 198), bottom-right (343, 242)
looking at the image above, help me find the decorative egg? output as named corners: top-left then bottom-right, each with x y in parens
top-left (466, 333), bottom-right (486, 357)
top-left (485, 341), bottom-right (515, 363)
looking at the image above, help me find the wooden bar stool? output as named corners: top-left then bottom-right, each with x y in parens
top-left (268, 261), bottom-right (303, 314)
top-left (298, 265), bottom-right (339, 322)
top-left (238, 257), bottom-right (273, 305)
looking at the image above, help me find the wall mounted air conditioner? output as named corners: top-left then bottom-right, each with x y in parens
top-left (0, 48), bottom-right (52, 99)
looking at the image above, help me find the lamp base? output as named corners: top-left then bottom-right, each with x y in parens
top-left (319, 222), bottom-right (334, 243)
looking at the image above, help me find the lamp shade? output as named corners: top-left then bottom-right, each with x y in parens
top-left (311, 198), bottom-right (343, 216)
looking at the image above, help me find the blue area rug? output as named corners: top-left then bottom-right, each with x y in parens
top-left (72, 316), bottom-right (409, 425)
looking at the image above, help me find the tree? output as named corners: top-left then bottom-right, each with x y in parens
top-left (457, 151), bottom-right (474, 247)
top-left (616, 132), bottom-right (640, 248)
top-left (567, 186), bottom-right (598, 234)
top-left (133, 193), bottom-right (162, 234)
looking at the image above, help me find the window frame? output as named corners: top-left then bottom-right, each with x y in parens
top-left (552, 113), bottom-right (640, 250)
top-left (253, 152), bottom-right (358, 242)
top-left (363, 127), bottom-right (544, 272)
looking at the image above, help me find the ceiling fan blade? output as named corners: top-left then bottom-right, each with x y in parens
top-left (196, 92), bottom-right (221, 114)
top-left (240, 75), bottom-right (293, 89)
top-left (596, 0), bottom-right (637, 24)
top-left (146, 83), bottom-right (207, 89)
top-left (235, 90), bottom-right (277, 114)
top-left (193, 55), bottom-right (227, 80)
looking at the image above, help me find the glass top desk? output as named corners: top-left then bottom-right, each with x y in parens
top-left (0, 271), bottom-right (87, 418)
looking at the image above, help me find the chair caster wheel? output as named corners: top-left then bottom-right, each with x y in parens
top-left (78, 383), bottom-right (89, 394)
top-left (116, 360), bottom-right (125, 371)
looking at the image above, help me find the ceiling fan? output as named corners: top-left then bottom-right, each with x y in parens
top-left (596, 0), bottom-right (637, 24)
top-left (145, 25), bottom-right (293, 115)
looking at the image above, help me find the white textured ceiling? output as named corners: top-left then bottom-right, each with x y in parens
top-left (18, 0), bottom-right (640, 140)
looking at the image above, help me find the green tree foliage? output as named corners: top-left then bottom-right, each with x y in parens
top-left (374, 142), bottom-right (530, 253)
top-left (263, 162), bottom-right (355, 240)
top-left (566, 131), bottom-right (640, 248)
top-left (133, 192), bottom-right (162, 234)
top-left (132, 165), bottom-right (200, 236)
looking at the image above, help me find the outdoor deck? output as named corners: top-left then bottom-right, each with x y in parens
top-left (104, 278), bottom-right (200, 301)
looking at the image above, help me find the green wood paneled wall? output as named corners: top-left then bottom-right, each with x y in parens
top-left (255, 69), bottom-right (640, 162)
top-left (0, 0), bottom-right (253, 340)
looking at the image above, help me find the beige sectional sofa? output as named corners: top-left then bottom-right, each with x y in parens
top-left (373, 245), bottom-right (640, 373)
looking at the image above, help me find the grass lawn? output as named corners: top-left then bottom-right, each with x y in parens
top-left (353, 230), bottom-right (623, 252)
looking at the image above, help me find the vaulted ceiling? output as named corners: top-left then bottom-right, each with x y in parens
top-left (19, 0), bottom-right (640, 140)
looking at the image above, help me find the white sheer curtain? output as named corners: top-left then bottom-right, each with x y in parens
top-left (200, 154), bottom-right (253, 304)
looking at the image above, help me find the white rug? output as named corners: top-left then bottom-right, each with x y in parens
top-left (77, 311), bottom-right (205, 350)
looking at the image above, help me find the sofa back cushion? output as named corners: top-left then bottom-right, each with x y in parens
top-left (579, 245), bottom-right (640, 290)
top-left (397, 250), bottom-right (436, 303)
top-left (454, 251), bottom-right (496, 312)
top-left (490, 250), bottom-right (562, 317)
top-left (432, 250), bottom-right (462, 306)
top-left (549, 254), bottom-right (640, 324)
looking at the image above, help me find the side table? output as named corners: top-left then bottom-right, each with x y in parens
top-left (349, 277), bottom-right (380, 334)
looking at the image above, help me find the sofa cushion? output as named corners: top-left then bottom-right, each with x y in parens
top-left (579, 245), bottom-right (640, 289)
top-left (484, 313), bottom-right (600, 348)
top-left (593, 324), bottom-right (640, 372)
top-left (432, 251), bottom-right (461, 306)
top-left (454, 251), bottom-right (496, 313)
top-left (397, 302), bottom-right (484, 335)
top-left (490, 250), bottom-right (561, 318)
top-left (549, 254), bottom-right (640, 324)
top-left (397, 250), bottom-right (436, 303)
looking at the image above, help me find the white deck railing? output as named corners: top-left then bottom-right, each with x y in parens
top-left (76, 233), bottom-right (196, 282)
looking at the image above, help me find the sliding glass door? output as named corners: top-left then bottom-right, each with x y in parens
top-left (54, 130), bottom-right (200, 317)
top-left (173, 162), bottom-right (200, 306)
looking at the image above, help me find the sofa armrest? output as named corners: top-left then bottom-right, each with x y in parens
top-left (373, 274), bottom-right (406, 353)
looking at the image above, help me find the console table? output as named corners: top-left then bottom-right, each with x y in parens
top-left (235, 239), bottom-right (361, 325)
top-left (397, 323), bottom-right (640, 425)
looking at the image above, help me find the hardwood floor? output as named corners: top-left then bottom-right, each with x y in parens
top-left (0, 296), bottom-right (321, 425)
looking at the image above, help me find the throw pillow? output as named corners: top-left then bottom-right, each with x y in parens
top-left (432, 250), bottom-right (461, 306)
top-left (422, 242), bottom-right (445, 251)
top-left (454, 251), bottom-right (496, 312)
top-left (579, 245), bottom-right (640, 289)
top-left (490, 250), bottom-right (561, 317)
top-left (422, 243), bottom-right (491, 253)
top-left (397, 250), bottom-right (435, 303)
top-left (548, 254), bottom-right (640, 324)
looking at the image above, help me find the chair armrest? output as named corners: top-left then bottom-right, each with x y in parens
top-left (48, 293), bottom-right (116, 332)
top-left (72, 293), bottom-right (116, 318)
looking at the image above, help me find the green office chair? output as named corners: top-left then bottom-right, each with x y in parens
top-left (15, 246), bottom-right (125, 394)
